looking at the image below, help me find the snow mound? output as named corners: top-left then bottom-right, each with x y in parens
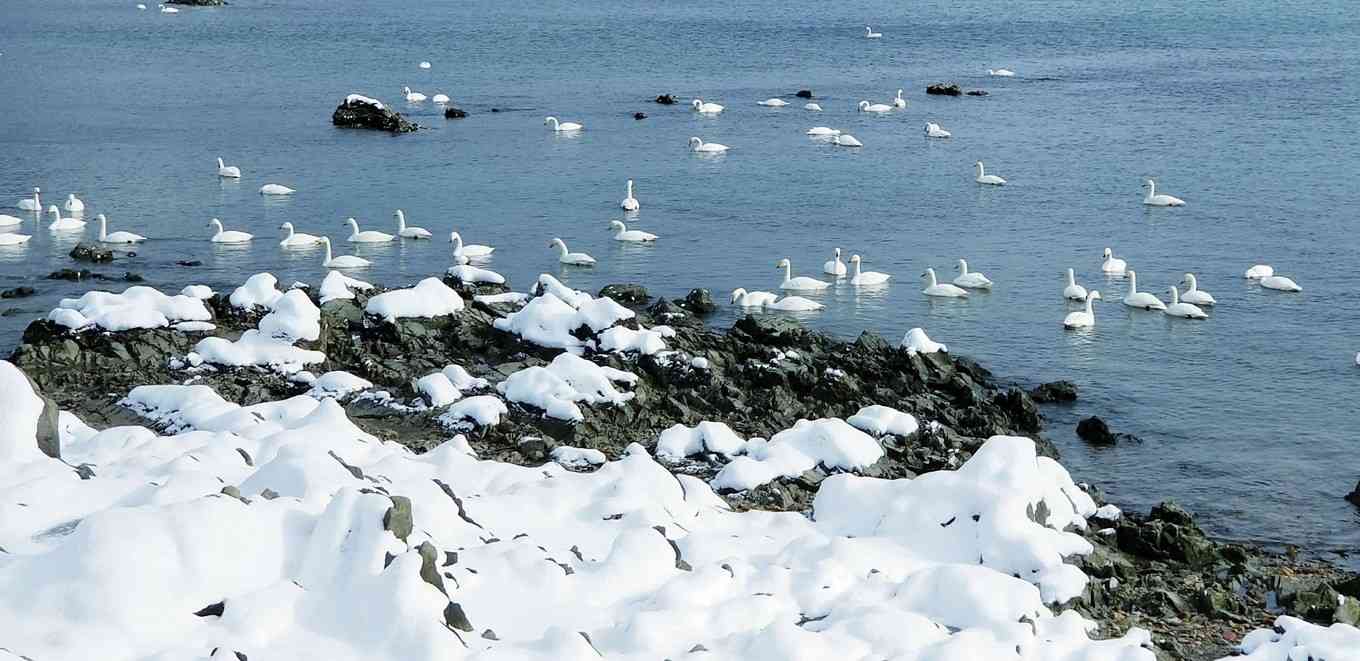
top-left (1233, 615), bottom-right (1360, 660)
top-left (712, 418), bottom-right (884, 492)
top-left (446, 264), bottom-right (506, 285)
top-left (180, 284), bottom-right (214, 299)
top-left (497, 353), bottom-right (637, 421)
top-left (902, 327), bottom-right (947, 354)
top-left (307, 371), bottom-right (374, 400)
top-left (847, 404), bottom-right (920, 437)
top-left (258, 289), bottom-right (320, 342)
top-left (365, 277), bottom-right (464, 322)
top-left (319, 270), bottom-right (374, 304)
top-left (416, 364), bottom-right (491, 407)
top-left (51, 286), bottom-right (212, 332)
top-left (656, 421), bottom-right (748, 460)
top-left (345, 93), bottom-right (385, 109)
top-left (551, 445), bottom-right (606, 469)
top-left (493, 279), bottom-right (636, 352)
top-left (193, 330), bottom-right (325, 372)
top-left (229, 273), bottom-right (285, 310)
top-left (596, 324), bottom-right (674, 356)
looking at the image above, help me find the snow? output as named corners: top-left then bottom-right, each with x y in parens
top-left (365, 277), bottom-right (464, 322)
top-left (437, 395), bottom-right (508, 427)
top-left (1233, 616), bottom-right (1360, 660)
top-left (447, 264), bottom-right (506, 285)
top-left (194, 330), bottom-right (325, 372)
top-left (656, 421), bottom-right (748, 460)
top-left (345, 93), bottom-right (385, 110)
top-left (690, 356), bottom-right (710, 369)
top-left (172, 321), bottom-right (216, 332)
top-left (1094, 504), bottom-right (1122, 521)
top-left (493, 280), bottom-right (637, 352)
top-left (307, 371), bottom-right (374, 400)
top-left (180, 284), bottom-right (213, 299)
top-left (52, 286), bottom-right (212, 332)
top-left (257, 289), bottom-right (320, 342)
top-left (474, 292), bottom-right (529, 306)
top-left (712, 418), bottom-right (884, 492)
top-left (417, 364), bottom-right (491, 407)
top-left (229, 272), bottom-right (284, 310)
top-left (497, 354), bottom-right (636, 421)
top-left (902, 327), bottom-right (947, 354)
top-left (847, 404), bottom-right (920, 437)
top-left (319, 270), bottom-right (374, 304)
top-left (597, 324), bottom-right (674, 355)
top-left (550, 445), bottom-right (607, 469)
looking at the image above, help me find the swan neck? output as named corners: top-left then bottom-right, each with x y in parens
top-left (1085, 295), bottom-right (1095, 314)
top-left (1067, 269), bottom-right (1075, 286)
top-left (1129, 272), bottom-right (1137, 292)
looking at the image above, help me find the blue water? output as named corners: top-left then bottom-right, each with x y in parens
top-left (3, 0), bottom-right (1358, 556)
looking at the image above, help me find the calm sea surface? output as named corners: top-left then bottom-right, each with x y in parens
top-left (3, 0), bottom-right (1357, 557)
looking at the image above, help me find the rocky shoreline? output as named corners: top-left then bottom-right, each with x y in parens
top-left (8, 273), bottom-right (1358, 660)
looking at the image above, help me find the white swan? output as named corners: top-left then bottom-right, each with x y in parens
top-left (432, 93), bottom-right (450, 104)
top-left (691, 99), bottom-right (725, 114)
top-left (17, 187), bottom-right (40, 211)
top-left (260, 184), bottom-right (295, 195)
top-left (402, 86), bottom-right (427, 102)
top-left (137, 3), bottom-right (146, 9)
top-left (804, 103), bottom-right (823, 111)
top-left (0, 214), bottom-right (21, 227)
top-left (849, 255), bottom-right (891, 286)
top-left (419, 61), bottom-right (432, 69)
top-left (806, 127), bottom-right (841, 136)
top-left (544, 116), bottom-right (583, 132)
top-left (1102, 248), bottom-right (1127, 275)
top-left (922, 268), bottom-right (968, 298)
top-left (1064, 291), bottom-right (1101, 329)
top-left (63, 193), bottom-right (85, 213)
top-left (610, 220), bottom-right (657, 242)
top-left (1063, 268), bottom-right (1088, 301)
top-left (97, 214), bottom-right (145, 244)
top-left (450, 232), bottom-right (495, 262)
top-left (758, 98), bottom-right (789, 107)
top-left (953, 259), bottom-right (993, 289)
top-left (975, 161), bottom-right (1006, 185)
top-left (988, 68), bottom-right (1016, 77)
top-left (394, 210), bottom-right (432, 239)
top-left (216, 157), bottom-right (240, 178)
top-left (924, 122), bottom-right (952, 138)
top-left (1244, 264), bottom-right (1274, 279)
top-left (0, 232), bottom-right (31, 246)
top-left (823, 248), bottom-right (847, 276)
top-left (1260, 274), bottom-right (1302, 292)
top-left (730, 288), bottom-right (779, 307)
top-left (776, 258), bottom-right (830, 291)
top-left (1165, 287), bottom-right (1208, 319)
top-left (689, 137), bottom-right (729, 153)
top-left (1143, 179), bottom-right (1185, 206)
top-left (320, 237), bottom-right (370, 269)
top-left (1121, 270), bottom-right (1165, 310)
top-left (864, 26), bottom-right (882, 39)
top-left (345, 217), bottom-right (395, 243)
top-left (208, 218), bottom-right (252, 243)
top-left (620, 179), bottom-right (639, 211)
top-left (278, 222), bottom-right (322, 248)
top-left (46, 205), bottom-right (86, 231)
top-left (550, 238), bottom-right (596, 265)
top-left (832, 134), bottom-right (863, 148)
top-left (1180, 273), bottom-right (1215, 306)
top-left (767, 295), bottom-right (825, 311)
top-left (159, 4), bottom-right (179, 13)
top-left (858, 100), bottom-right (893, 113)
top-left (893, 89), bottom-right (907, 108)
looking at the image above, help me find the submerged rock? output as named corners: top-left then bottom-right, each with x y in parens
top-left (966, 89), bottom-right (989, 96)
top-left (443, 107), bottom-right (467, 119)
top-left (598, 284), bottom-right (649, 306)
top-left (633, 112), bottom-right (647, 120)
top-left (926, 83), bottom-right (962, 97)
top-left (332, 95), bottom-right (418, 133)
top-left (46, 269), bottom-right (92, 282)
top-left (1030, 380), bottom-right (1077, 402)
top-left (654, 94), bottom-right (677, 105)
top-left (69, 243), bottom-right (113, 263)
top-left (1, 286), bottom-right (35, 299)
top-left (678, 288), bottom-right (717, 315)
top-left (1077, 416), bottom-right (1116, 444)
top-left (167, 0), bottom-right (227, 5)
top-left (1346, 481), bottom-right (1360, 506)
top-left (795, 89), bottom-right (813, 98)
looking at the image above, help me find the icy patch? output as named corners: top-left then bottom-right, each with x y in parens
top-left (345, 93), bottom-right (385, 109)
top-left (712, 418), bottom-right (883, 492)
top-left (596, 324), bottom-right (674, 356)
top-left (1233, 615), bottom-right (1360, 660)
top-left (229, 272), bottom-right (285, 310)
top-left (365, 277), bottom-right (464, 322)
top-left (319, 270), bottom-right (374, 304)
top-left (497, 353), bottom-right (637, 421)
top-left (52, 286), bottom-right (212, 332)
top-left (847, 404), bottom-right (920, 438)
top-left (474, 292), bottom-right (528, 306)
top-left (656, 421), bottom-right (748, 460)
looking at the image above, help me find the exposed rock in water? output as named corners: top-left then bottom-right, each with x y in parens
top-left (443, 107), bottom-right (467, 119)
top-left (1077, 416), bottom-right (1116, 444)
top-left (167, 0), bottom-right (227, 5)
top-left (966, 90), bottom-right (989, 96)
top-left (47, 269), bottom-right (92, 282)
top-left (633, 112), bottom-right (647, 120)
top-left (677, 288), bottom-right (716, 315)
top-left (795, 89), bottom-right (813, 98)
top-left (654, 94), bottom-right (677, 105)
top-left (69, 243), bottom-right (113, 263)
top-left (176, 260), bottom-right (202, 267)
top-left (1, 286), bottom-right (35, 299)
top-left (332, 96), bottom-right (419, 133)
top-left (1346, 481), bottom-right (1360, 506)
top-left (598, 283), bottom-right (649, 306)
top-left (1030, 380), bottom-right (1078, 402)
top-left (926, 83), bottom-right (962, 96)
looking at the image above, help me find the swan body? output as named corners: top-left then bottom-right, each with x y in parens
top-left (544, 116), bottom-right (584, 132)
top-left (1063, 268), bottom-right (1088, 301)
top-left (864, 26), bottom-right (882, 39)
top-left (804, 103), bottom-right (823, 111)
top-left (691, 99), bottom-right (725, 114)
top-left (1143, 179), bottom-right (1185, 206)
top-left (823, 248), bottom-right (847, 276)
top-left (432, 93), bottom-right (450, 104)
top-left (832, 134), bottom-right (863, 147)
top-left (893, 89), bottom-right (907, 108)
top-left (17, 187), bottom-right (40, 211)
top-left (159, 4), bottom-right (179, 13)
top-left (402, 86), bottom-right (427, 102)
top-left (849, 255), bottom-right (891, 286)
top-left (345, 217), bottom-right (395, 243)
top-left (988, 68), bottom-right (1016, 77)
top-left (208, 218), bottom-right (252, 243)
top-left (620, 179), bottom-right (640, 211)
top-left (260, 184), bottom-right (295, 195)
top-left (924, 122), bottom-right (952, 138)
top-left (1121, 270), bottom-right (1166, 310)
top-left (689, 137), bottom-right (729, 153)
top-left (278, 222), bottom-right (322, 248)
top-left (320, 237), bottom-right (371, 269)
top-left (975, 161), bottom-right (1006, 185)
top-left (610, 220), bottom-right (657, 242)
top-left (97, 214), bottom-right (145, 244)
top-left (1244, 264), bottom-right (1274, 279)
top-left (1165, 287), bottom-right (1208, 319)
top-left (776, 258), bottom-right (830, 291)
top-left (1064, 291), bottom-right (1101, 329)
top-left (419, 61), bottom-right (431, 69)
top-left (922, 268), bottom-right (968, 298)
top-left (806, 127), bottom-right (841, 136)
top-left (137, 3), bottom-right (146, 8)
top-left (46, 205), bottom-right (86, 231)
top-left (63, 194), bottom-right (85, 213)
top-left (858, 100), bottom-right (893, 113)
top-left (0, 214), bottom-right (21, 227)
top-left (394, 210), bottom-right (432, 239)
top-left (758, 98), bottom-right (789, 107)
top-left (0, 232), bottom-right (31, 245)
top-left (953, 259), bottom-right (992, 289)
top-left (449, 232), bottom-right (495, 261)
top-left (730, 288), bottom-right (779, 307)
top-left (767, 295), bottom-right (825, 311)
top-left (1260, 275), bottom-right (1302, 292)
top-left (1180, 273), bottom-right (1215, 306)
top-left (1102, 248), bottom-right (1127, 275)
top-left (216, 157), bottom-right (240, 178)
top-left (550, 238), bottom-right (596, 265)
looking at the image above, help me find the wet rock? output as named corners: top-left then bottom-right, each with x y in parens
top-left (1115, 502), bottom-right (1216, 567)
top-left (167, 0), bottom-right (227, 5)
top-left (654, 94), bottom-right (677, 105)
top-left (383, 496), bottom-right (414, 542)
top-left (443, 602), bottom-right (474, 632)
top-left (1, 286), bottom-right (35, 299)
top-left (598, 283), bottom-right (649, 306)
top-left (993, 387), bottom-right (1041, 433)
top-left (966, 90), bottom-right (989, 96)
top-left (176, 260), bottom-right (202, 267)
top-left (795, 90), bottom-right (813, 98)
top-left (678, 288), bottom-right (716, 315)
top-left (1030, 380), bottom-right (1077, 402)
top-left (733, 314), bottom-right (804, 346)
top-left (1346, 481), bottom-right (1360, 507)
top-left (443, 107), bottom-right (467, 119)
top-left (926, 83), bottom-right (962, 96)
top-left (46, 269), bottom-right (93, 281)
top-left (69, 243), bottom-right (113, 263)
top-left (332, 96), bottom-right (419, 133)
top-left (1077, 416), bottom-right (1116, 445)
top-left (633, 112), bottom-right (647, 120)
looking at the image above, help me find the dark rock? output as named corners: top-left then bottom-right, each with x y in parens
top-left (176, 260), bottom-right (202, 267)
top-left (1151, 501), bottom-right (1197, 527)
top-left (1346, 481), bottom-right (1360, 507)
top-left (443, 107), bottom-right (467, 119)
top-left (993, 387), bottom-right (1041, 433)
top-left (1077, 416), bottom-right (1116, 445)
top-left (75, 463), bottom-right (96, 480)
top-left (966, 90), bottom-right (989, 96)
top-left (598, 283), bottom-right (649, 306)
top-left (194, 601), bottom-right (226, 617)
top-left (47, 269), bottom-right (92, 281)
top-left (1115, 503), bottom-right (1217, 567)
top-left (167, 0), bottom-right (227, 5)
top-left (383, 496), bottom-right (414, 542)
top-left (733, 314), bottom-right (804, 346)
top-left (259, 488), bottom-right (279, 500)
top-left (1, 286), bottom-right (35, 299)
top-left (633, 112), bottom-right (647, 120)
top-left (443, 602), bottom-right (474, 632)
top-left (926, 83), bottom-right (962, 97)
top-left (795, 89), bottom-right (813, 98)
top-left (1030, 380), bottom-right (1077, 403)
top-left (654, 94), bottom-right (677, 105)
top-left (332, 95), bottom-right (419, 133)
top-left (69, 243), bottom-right (113, 263)
top-left (417, 541), bottom-right (446, 596)
top-left (678, 288), bottom-right (717, 315)
top-left (481, 629), bottom-right (499, 641)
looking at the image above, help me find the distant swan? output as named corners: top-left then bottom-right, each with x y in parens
top-left (1244, 264), bottom-right (1273, 279)
top-left (550, 238), bottom-right (596, 265)
top-left (864, 26), bottom-right (882, 39)
top-left (776, 258), bottom-right (830, 291)
top-left (1102, 248), bottom-right (1127, 275)
top-left (953, 259), bottom-right (993, 289)
top-left (544, 116), bottom-right (584, 132)
top-left (1121, 270), bottom-right (1165, 310)
top-left (975, 161), bottom-right (1006, 185)
top-left (1180, 273), bottom-right (1215, 306)
top-left (758, 98), bottom-right (789, 107)
top-left (345, 217), bottom-right (395, 243)
top-left (0, 231), bottom-right (31, 246)
top-left (159, 4), bottom-right (179, 13)
top-left (432, 93), bottom-right (450, 104)
top-left (402, 86), bottom-right (427, 102)
top-left (823, 247), bottom-right (846, 276)
top-left (691, 99), bottom-right (725, 114)
top-left (832, 134), bottom-right (863, 147)
top-left (216, 157), bottom-right (240, 178)
top-left (394, 210), bottom-right (432, 239)
top-left (689, 137), bottom-right (729, 153)
top-left (449, 232), bottom-right (495, 262)
top-left (1143, 179), bottom-right (1185, 206)
top-left (806, 127), bottom-right (841, 136)
top-left (924, 122), bottom-right (951, 138)
top-left (63, 194), bottom-right (85, 213)
top-left (260, 184), bottom-right (295, 195)
top-left (620, 179), bottom-right (639, 211)
top-left (17, 187), bottom-right (41, 211)
top-left (97, 214), bottom-right (145, 244)
top-left (610, 220), bottom-right (657, 242)
top-left (849, 254), bottom-right (891, 286)
top-left (419, 61), bottom-right (432, 69)
top-left (278, 222), bottom-right (322, 248)
top-left (1165, 287), bottom-right (1208, 319)
top-left (988, 68), bottom-right (1016, 77)
top-left (858, 100), bottom-right (893, 113)
top-left (804, 103), bottom-right (823, 111)
top-left (47, 205), bottom-right (86, 232)
top-left (922, 268), bottom-right (968, 298)
top-left (136, 3), bottom-right (146, 8)
top-left (893, 89), bottom-right (906, 108)
top-left (1063, 268), bottom-right (1088, 301)
top-left (208, 218), bottom-right (252, 243)
top-left (1260, 274), bottom-right (1302, 292)
top-left (320, 237), bottom-right (371, 269)
top-left (730, 288), bottom-right (778, 307)
top-left (1064, 291), bottom-right (1101, 329)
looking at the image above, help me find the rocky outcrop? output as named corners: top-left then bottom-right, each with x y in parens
top-left (1, 286), bottom-right (35, 299)
top-left (332, 96), bottom-right (418, 133)
top-left (1077, 416), bottom-right (1116, 444)
top-left (926, 83), bottom-right (961, 96)
top-left (1347, 481), bottom-right (1360, 506)
top-left (69, 243), bottom-right (113, 263)
top-left (1030, 380), bottom-right (1077, 402)
top-left (598, 284), bottom-right (649, 306)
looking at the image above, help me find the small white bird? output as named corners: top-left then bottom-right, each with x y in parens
top-left (766, 295), bottom-right (825, 311)
top-left (320, 237), bottom-right (371, 269)
top-left (858, 100), bottom-right (893, 113)
top-left (1260, 274), bottom-right (1302, 292)
top-left (432, 93), bottom-right (450, 104)
top-left (0, 232), bottom-right (31, 246)
top-left (450, 232), bottom-right (495, 263)
top-left (550, 238), bottom-right (596, 265)
top-left (864, 26), bottom-right (882, 39)
top-left (924, 122), bottom-right (952, 138)
top-left (922, 268), bottom-right (968, 298)
top-left (988, 68), bottom-right (1016, 77)
top-left (975, 161), bottom-right (1006, 185)
top-left (1143, 179), bottom-right (1185, 206)
top-left (953, 259), bottom-right (993, 289)
top-left (689, 137), bottom-right (729, 153)
top-left (419, 61), bottom-right (432, 69)
top-left (1063, 268), bottom-right (1088, 301)
top-left (832, 134), bottom-right (863, 148)
top-left (63, 193), bottom-right (85, 213)
top-left (394, 210), bottom-right (432, 239)
top-left (776, 258), bottom-right (830, 291)
top-left (849, 254), bottom-right (891, 286)
top-left (1244, 264), bottom-right (1274, 279)
top-left (208, 218), bottom-right (252, 243)
top-left (609, 220), bottom-right (657, 242)
top-left (893, 89), bottom-right (907, 108)
top-left (1102, 248), bottom-right (1127, 275)
top-left (278, 222), bottom-right (323, 248)
top-left (823, 248), bottom-right (847, 276)
top-left (758, 98), bottom-right (789, 107)
top-left (96, 214), bottom-right (145, 244)
top-left (1180, 273), bottom-right (1216, 306)
top-left (1064, 291), bottom-right (1101, 329)
top-left (260, 184), bottom-right (295, 195)
top-left (730, 288), bottom-right (779, 307)
top-left (402, 86), bottom-right (427, 102)
top-left (544, 116), bottom-right (584, 132)
top-left (216, 157), bottom-right (241, 178)
top-left (46, 205), bottom-right (86, 231)
top-left (1121, 270), bottom-right (1165, 310)
top-left (804, 103), bottom-right (823, 111)
top-left (1165, 287), bottom-right (1208, 319)
top-left (806, 127), bottom-right (841, 136)
top-left (620, 179), bottom-right (640, 211)
top-left (691, 99), bottom-right (725, 114)
top-left (17, 187), bottom-right (41, 211)
top-left (345, 217), bottom-right (395, 243)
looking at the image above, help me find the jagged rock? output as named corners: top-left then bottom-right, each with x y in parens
top-left (194, 601), bottom-right (226, 617)
top-left (1077, 416), bottom-right (1116, 445)
top-left (1115, 502), bottom-right (1216, 567)
top-left (443, 107), bottom-right (467, 119)
top-left (417, 541), bottom-right (446, 596)
top-left (993, 388), bottom-right (1040, 433)
top-left (443, 602), bottom-right (473, 632)
top-left (1030, 380), bottom-right (1077, 402)
top-left (69, 243), bottom-right (113, 263)
top-left (332, 96), bottom-right (418, 133)
top-left (383, 496), bottom-right (414, 542)
top-left (1, 286), bottom-right (35, 299)
top-left (795, 90), bottom-right (813, 98)
top-left (481, 629), bottom-right (499, 640)
top-left (678, 288), bottom-right (716, 315)
top-left (598, 283), bottom-right (649, 306)
top-left (733, 314), bottom-right (804, 346)
top-left (654, 94), bottom-right (677, 105)
top-left (926, 83), bottom-right (962, 96)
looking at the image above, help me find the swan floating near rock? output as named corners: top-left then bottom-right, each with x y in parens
top-left (402, 86), bottom-right (427, 102)
top-left (97, 214), bottom-right (145, 244)
top-left (450, 231), bottom-right (495, 263)
top-left (766, 295), bottom-right (825, 311)
top-left (46, 205), bottom-right (86, 232)
top-left (922, 268), bottom-right (968, 298)
top-left (858, 100), bottom-right (893, 113)
top-left (758, 98), bottom-right (788, 107)
top-left (953, 259), bottom-right (993, 289)
top-left (776, 258), bottom-right (830, 291)
top-left (320, 236), bottom-right (371, 269)
top-left (730, 288), bottom-right (779, 307)
top-left (278, 222), bottom-right (322, 248)
top-left (394, 210), bottom-right (432, 239)
top-left (0, 231), bottom-right (31, 246)
top-left (1064, 268), bottom-right (1088, 301)
top-left (804, 103), bottom-right (823, 111)
top-left (1121, 270), bottom-right (1166, 310)
top-left (1064, 291), bottom-right (1101, 329)
top-left (893, 89), bottom-right (907, 108)
top-left (260, 184), bottom-right (295, 195)
top-left (1165, 287), bottom-right (1208, 319)
top-left (609, 220), bottom-right (656, 242)
top-left (544, 116), bottom-right (583, 132)
top-left (975, 161), bottom-right (1006, 185)
top-left (208, 218), bottom-right (252, 243)
top-left (691, 99), bottom-right (724, 114)
top-left (432, 93), bottom-right (450, 104)
top-left (63, 194), bottom-right (85, 214)
top-left (216, 157), bottom-right (241, 178)
top-left (1143, 179), bottom-right (1185, 206)
top-left (550, 238), bottom-right (596, 265)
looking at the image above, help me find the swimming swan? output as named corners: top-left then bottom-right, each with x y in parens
top-left (432, 93), bottom-right (450, 104)
top-left (858, 100), bottom-right (893, 113)
top-left (988, 68), bottom-right (1016, 77)
top-left (953, 259), bottom-right (993, 289)
top-left (550, 238), bottom-right (596, 265)
top-left (63, 194), bottom-right (85, 213)
top-left (691, 99), bottom-right (725, 114)
top-left (260, 184), bottom-right (295, 195)
top-left (0, 232), bottom-right (31, 246)
top-left (806, 127), bottom-right (841, 136)
top-left (610, 220), bottom-right (657, 242)
top-left (849, 254), bottom-right (891, 286)
top-left (924, 122), bottom-right (952, 138)
top-left (823, 248), bottom-right (846, 276)
top-left (449, 232), bottom-right (495, 262)
top-left (1244, 264), bottom-right (1273, 279)
top-left (1260, 274), bottom-right (1302, 292)
top-left (419, 61), bottom-right (432, 69)
top-left (758, 98), bottom-right (789, 107)
top-left (0, 214), bottom-right (21, 227)
top-left (17, 187), bottom-right (41, 211)
top-left (344, 217), bottom-right (394, 243)
top-left (689, 137), bottom-right (729, 153)
top-left (1102, 248), bottom-right (1127, 275)
top-left (216, 157), bottom-right (241, 178)
top-left (730, 288), bottom-right (779, 307)
top-left (1165, 287), bottom-right (1208, 319)
top-left (97, 214), bottom-right (145, 244)
top-left (159, 5), bottom-right (179, 13)
top-left (832, 134), bottom-right (863, 147)
top-left (776, 258), bottom-right (830, 291)
top-left (766, 295), bottom-right (825, 311)
top-left (864, 26), bottom-right (882, 39)
top-left (544, 116), bottom-right (584, 132)
top-left (278, 222), bottom-right (322, 248)
top-left (1121, 270), bottom-right (1166, 310)
top-left (402, 86), bottom-right (427, 102)
top-left (1180, 273), bottom-right (1215, 306)
top-left (804, 103), bottom-right (823, 111)
top-left (1064, 291), bottom-right (1101, 329)
top-left (320, 237), bottom-right (371, 269)
top-left (208, 218), bottom-right (252, 243)
top-left (46, 205), bottom-right (86, 231)
top-left (394, 210), bottom-right (432, 239)
top-left (922, 268), bottom-right (968, 298)
top-left (620, 179), bottom-right (639, 211)
top-left (1143, 179), bottom-right (1185, 206)
top-left (1063, 268), bottom-right (1088, 301)
top-left (975, 161), bottom-right (1006, 185)
top-left (893, 89), bottom-right (907, 108)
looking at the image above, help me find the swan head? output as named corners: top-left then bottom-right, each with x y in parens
top-left (1103, 247), bottom-right (1113, 259)
top-left (345, 217), bottom-right (359, 228)
top-left (688, 136), bottom-right (702, 148)
top-left (975, 160), bottom-right (984, 169)
top-left (610, 220), bottom-right (625, 230)
top-left (449, 231), bottom-right (462, 243)
top-left (850, 254), bottom-right (862, 264)
top-left (897, 89), bottom-right (904, 97)
top-left (208, 217), bottom-right (222, 229)
top-left (47, 205), bottom-right (60, 218)
top-left (33, 187), bottom-right (40, 193)
top-left (279, 222), bottom-right (293, 230)
top-left (776, 258), bottom-right (791, 269)
top-left (403, 86), bottom-right (411, 94)
top-left (319, 236), bottom-right (331, 246)
top-left (691, 99), bottom-right (702, 109)
top-left (833, 247), bottom-right (841, 258)
top-left (730, 288), bottom-right (746, 303)
top-left (1183, 272), bottom-right (1196, 286)
top-left (97, 213), bottom-right (107, 224)
top-left (921, 268), bottom-right (936, 278)
top-left (858, 101), bottom-right (869, 110)
top-left (549, 238), bottom-right (565, 248)
top-left (544, 116), bottom-right (557, 125)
